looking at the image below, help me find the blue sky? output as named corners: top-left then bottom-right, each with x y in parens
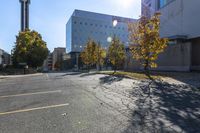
top-left (0, 0), bottom-right (141, 53)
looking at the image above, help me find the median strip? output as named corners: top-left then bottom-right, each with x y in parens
top-left (0, 103), bottom-right (69, 116)
top-left (0, 90), bottom-right (62, 99)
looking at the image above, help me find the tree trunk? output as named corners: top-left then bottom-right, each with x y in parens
top-left (114, 65), bottom-right (117, 73)
top-left (144, 60), bottom-right (151, 78)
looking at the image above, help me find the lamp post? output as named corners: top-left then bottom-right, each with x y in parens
top-left (106, 19), bottom-right (118, 70)
top-left (75, 45), bottom-right (83, 71)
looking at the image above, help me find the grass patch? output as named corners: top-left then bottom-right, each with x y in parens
top-left (98, 71), bottom-right (162, 80)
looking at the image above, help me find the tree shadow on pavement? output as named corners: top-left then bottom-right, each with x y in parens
top-left (124, 80), bottom-right (200, 133)
top-left (79, 72), bottom-right (98, 77)
top-left (151, 71), bottom-right (200, 88)
top-left (99, 75), bottom-right (124, 85)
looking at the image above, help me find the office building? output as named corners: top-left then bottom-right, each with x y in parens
top-left (139, 0), bottom-right (200, 71)
top-left (19, 0), bottom-right (30, 31)
top-left (141, 0), bottom-right (157, 18)
top-left (66, 9), bottom-right (136, 67)
top-left (66, 9), bottom-right (136, 53)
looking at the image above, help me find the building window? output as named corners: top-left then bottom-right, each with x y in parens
top-left (80, 22), bottom-right (82, 25)
top-left (149, 4), bottom-right (151, 7)
top-left (158, 0), bottom-right (174, 9)
top-left (85, 22), bottom-right (88, 25)
top-left (74, 21), bottom-right (77, 24)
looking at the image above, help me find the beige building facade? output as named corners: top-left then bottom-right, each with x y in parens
top-left (133, 0), bottom-right (200, 71)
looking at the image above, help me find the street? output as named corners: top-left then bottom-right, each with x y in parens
top-left (0, 72), bottom-right (200, 133)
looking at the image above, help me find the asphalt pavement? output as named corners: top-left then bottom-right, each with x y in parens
top-left (0, 72), bottom-right (130, 133)
top-left (0, 72), bottom-right (200, 133)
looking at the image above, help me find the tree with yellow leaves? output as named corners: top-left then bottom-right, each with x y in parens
top-left (80, 39), bottom-right (96, 70)
top-left (129, 12), bottom-right (168, 74)
top-left (12, 29), bottom-right (48, 68)
top-left (80, 39), bottom-right (106, 71)
top-left (108, 36), bottom-right (126, 72)
top-left (96, 42), bottom-right (106, 71)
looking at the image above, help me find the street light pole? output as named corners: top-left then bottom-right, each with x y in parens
top-left (76, 53), bottom-right (79, 71)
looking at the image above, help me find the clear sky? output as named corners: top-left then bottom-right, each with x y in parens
top-left (0, 0), bottom-right (141, 53)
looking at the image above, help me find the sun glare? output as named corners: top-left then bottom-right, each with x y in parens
top-left (118, 0), bottom-right (134, 8)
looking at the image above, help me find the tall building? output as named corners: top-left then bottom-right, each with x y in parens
top-left (141, 0), bottom-right (157, 18)
top-left (19, 0), bottom-right (30, 31)
top-left (66, 10), bottom-right (136, 53)
top-left (66, 10), bottom-right (136, 68)
top-left (140, 0), bottom-right (200, 71)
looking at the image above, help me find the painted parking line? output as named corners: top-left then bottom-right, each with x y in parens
top-left (0, 90), bottom-right (62, 99)
top-left (0, 103), bottom-right (69, 116)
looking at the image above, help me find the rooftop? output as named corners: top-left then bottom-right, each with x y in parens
top-left (71, 9), bottom-right (136, 23)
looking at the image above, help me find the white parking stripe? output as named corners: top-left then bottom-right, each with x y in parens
top-left (0, 90), bottom-right (62, 99)
top-left (0, 103), bottom-right (69, 116)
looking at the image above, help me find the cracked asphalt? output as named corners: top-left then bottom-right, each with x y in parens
top-left (0, 72), bottom-right (200, 133)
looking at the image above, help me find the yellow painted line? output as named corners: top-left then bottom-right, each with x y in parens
top-left (0, 103), bottom-right (69, 116)
top-left (0, 90), bottom-right (62, 99)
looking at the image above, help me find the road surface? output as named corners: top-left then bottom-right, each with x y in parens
top-left (0, 72), bottom-right (200, 133)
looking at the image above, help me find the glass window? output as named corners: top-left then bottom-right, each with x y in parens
top-left (159, 0), bottom-right (173, 8)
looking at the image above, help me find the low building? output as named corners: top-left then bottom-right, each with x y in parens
top-left (0, 49), bottom-right (3, 65)
top-left (52, 47), bottom-right (66, 70)
top-left (43, 53), bottom-right (53, 71)
top-left (0, 49), bottom-right (11, 66)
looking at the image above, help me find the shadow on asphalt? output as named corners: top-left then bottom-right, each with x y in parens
top-left (99, 75), bottom-right (124, 85)
top-left (123, 79), bottom-right (200, 133)
top-left (151, 71), bottom-right (200, 88)
top-left (79, 72), bottom-right (97, 77)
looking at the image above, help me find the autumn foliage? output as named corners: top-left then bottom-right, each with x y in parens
top-left (108, 36), bottom-right (126, 72)
top-left (12, 29), bottom-right (48, 68)
top-left (80, 39), bottom-right (106, 70)
top-left (129, 13), bottom-right (168, 72)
